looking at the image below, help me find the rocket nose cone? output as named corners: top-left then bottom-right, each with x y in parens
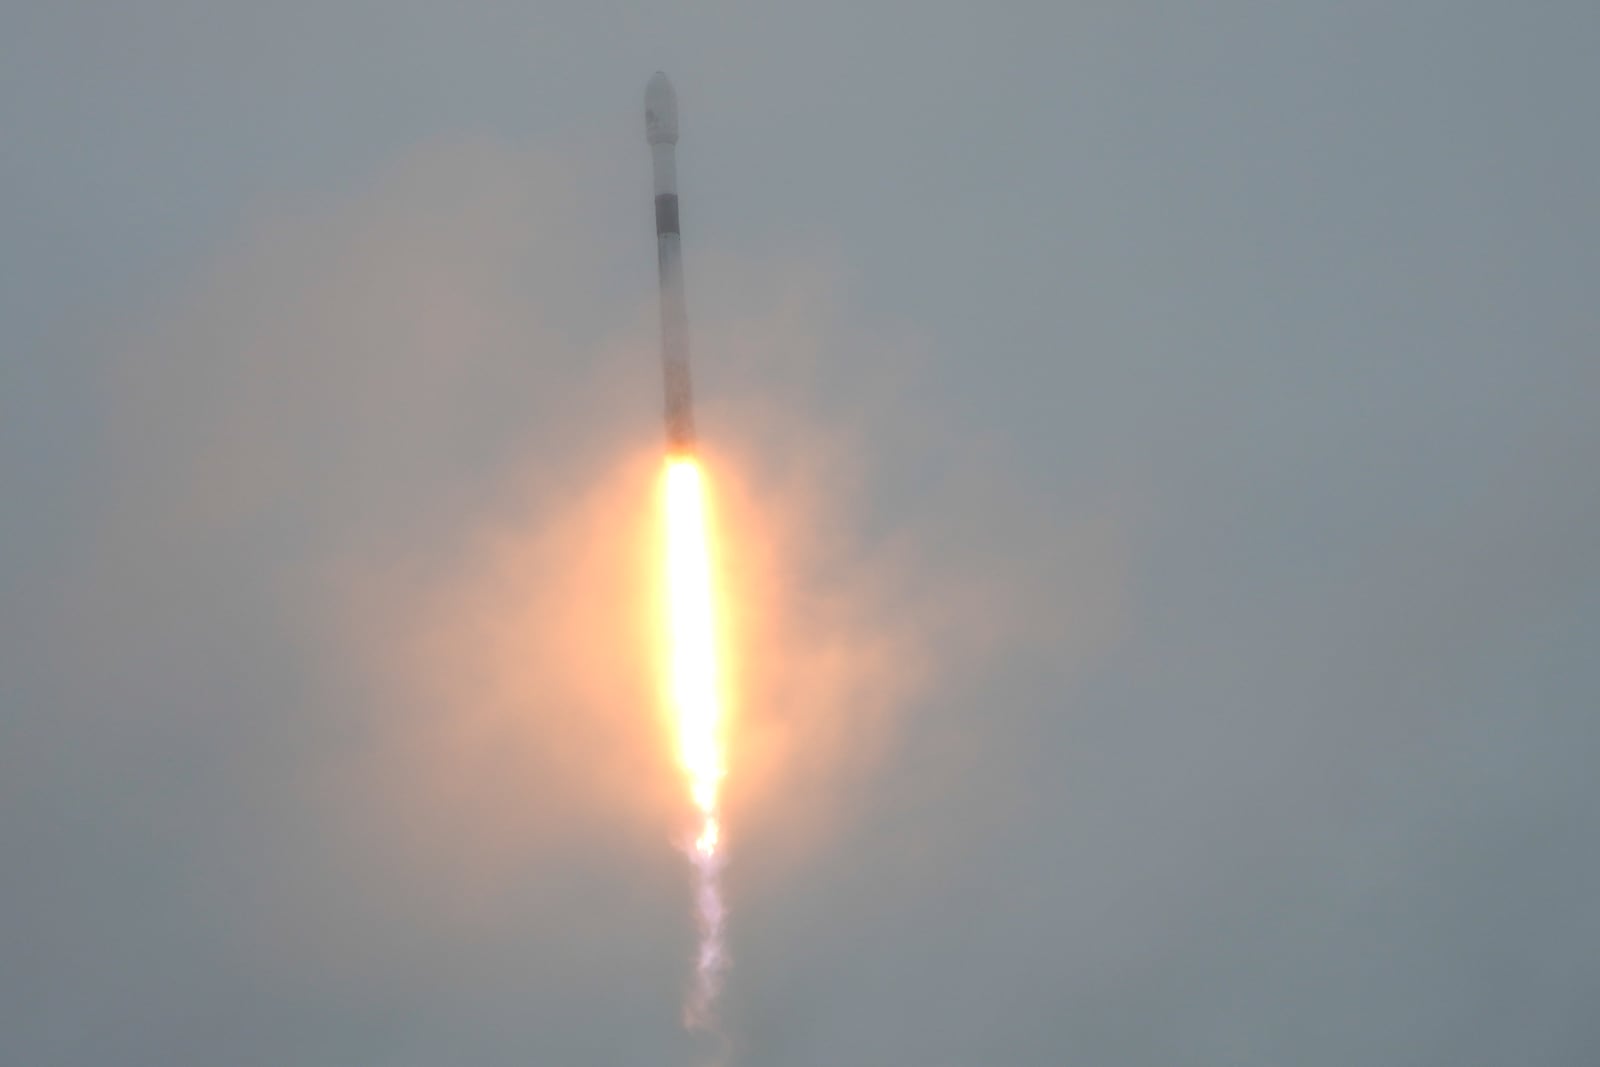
top-left (645, 71), bottom-right (678, 145)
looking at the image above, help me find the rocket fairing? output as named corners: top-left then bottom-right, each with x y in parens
top-left (647, 72), bottom-right (696, 454)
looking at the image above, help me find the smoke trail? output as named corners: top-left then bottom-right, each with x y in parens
top-left (685, 815), bottom-right (727, 1029)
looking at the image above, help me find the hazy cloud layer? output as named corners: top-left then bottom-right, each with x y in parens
top-left (6, 4), bottom-right (1599, 1066)
top-left (19, 138), bottom-right (1111, 1064)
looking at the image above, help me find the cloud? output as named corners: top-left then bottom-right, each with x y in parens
top-left (36, 135), bottom-right (1119, 1063)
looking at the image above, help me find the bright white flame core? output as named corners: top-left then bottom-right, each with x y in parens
top-left (663, 456), bottom-right (727, 1028)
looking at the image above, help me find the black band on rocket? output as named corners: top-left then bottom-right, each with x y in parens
top-left (655, 194), bottom-right (680, 236)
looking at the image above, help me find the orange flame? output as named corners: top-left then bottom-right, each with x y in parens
top-left (665, 457), bottom-right (724, 814)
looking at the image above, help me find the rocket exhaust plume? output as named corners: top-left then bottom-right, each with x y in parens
top-left (664, 457), bottom-right (726, 1029)
top-left (648, 71), bottom-right (727, 1029)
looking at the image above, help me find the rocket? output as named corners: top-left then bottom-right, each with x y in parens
top-left (646, 72), bottom-right (696, 454)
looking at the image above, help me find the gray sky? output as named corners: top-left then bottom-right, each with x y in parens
top-left (5, 3), bottom-right (1598, 1065)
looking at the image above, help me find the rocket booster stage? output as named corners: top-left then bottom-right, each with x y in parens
top-left (647, 72), bottom-right (695, 453)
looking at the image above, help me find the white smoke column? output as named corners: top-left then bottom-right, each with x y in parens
top-left (686, 812), bottom-right (727, 1028)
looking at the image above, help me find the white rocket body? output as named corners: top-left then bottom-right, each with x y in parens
top-left (647, 72), bottom-right (695, 452)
